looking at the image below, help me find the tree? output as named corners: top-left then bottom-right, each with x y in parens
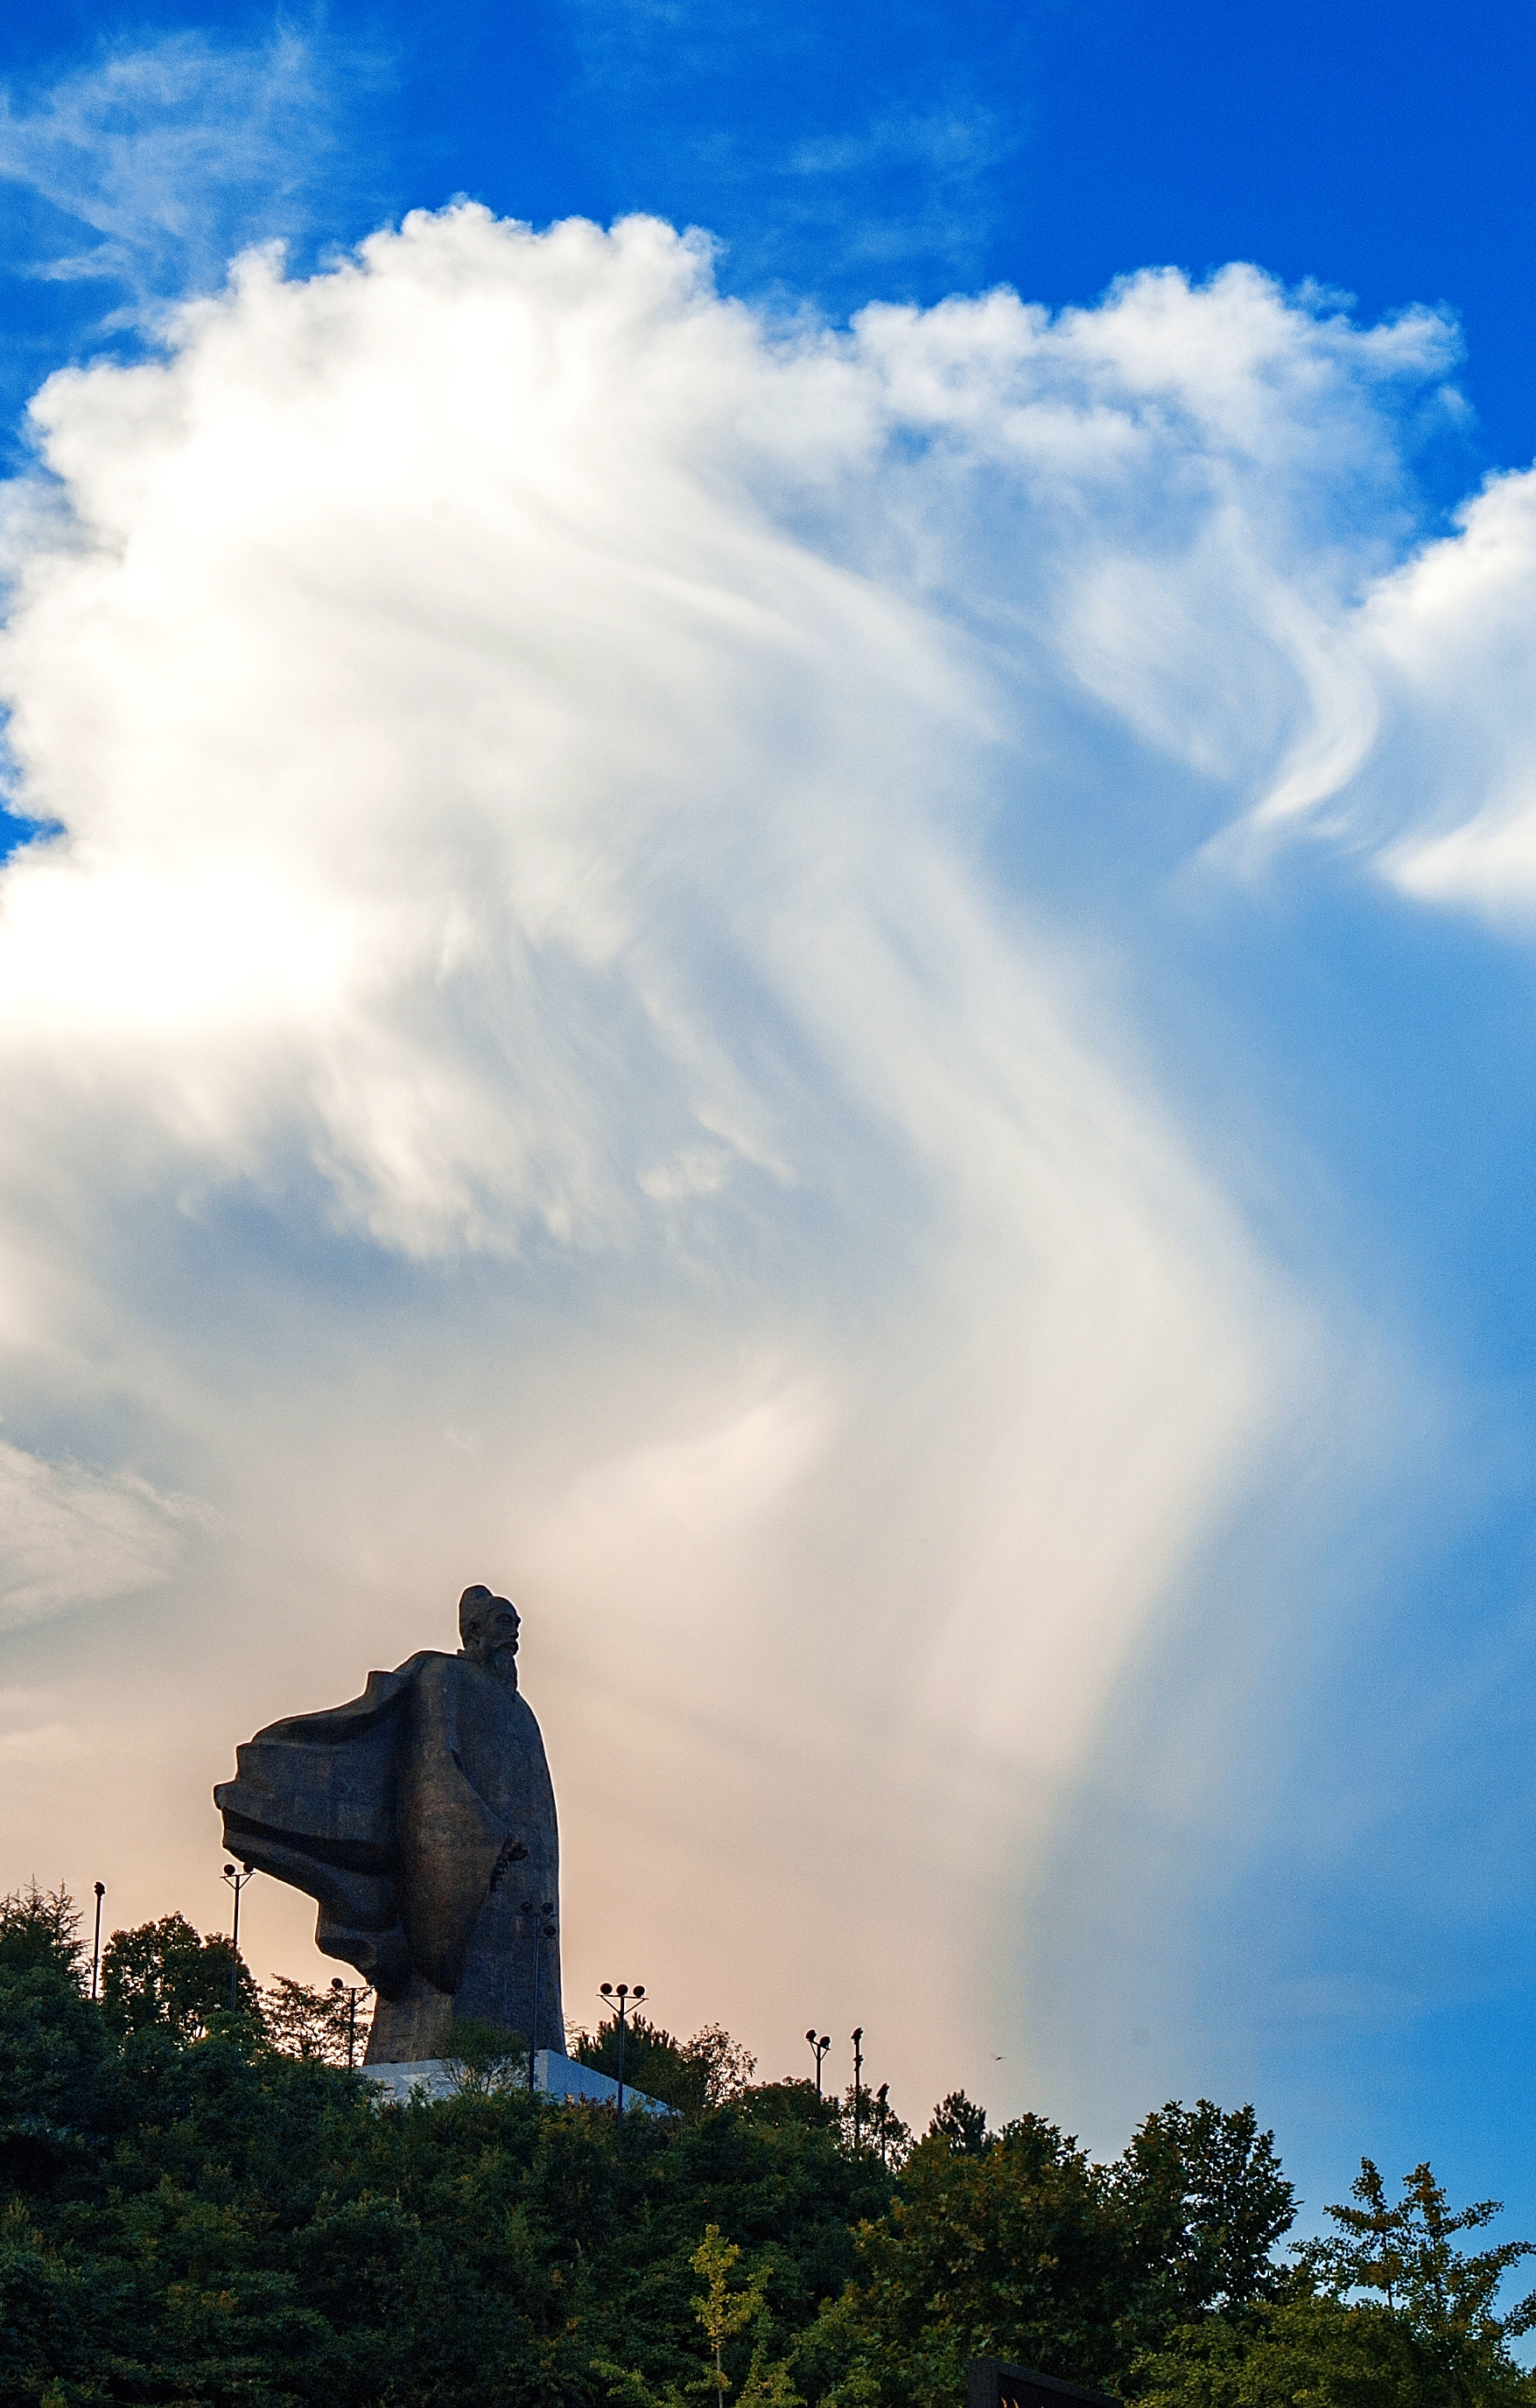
top-left (688, 2024), bottom-right (761, 2109)
top-left (824, 2110), bottom-right (1131, 2408)
top-left (694, 2224), bottom-right (775, 2407)
top-left (1132, 2292), bottom-right (1433, 2408)
top-left (866, 2084), bottom-right (912, 2171)
top-left (1296, 2160), bottom-right (1536, 2405)
top-left (14, 1922), bottom-right (1526, 2408)
top-left (262, 1974), bottom-right (372, 2065)
top-left (595, 2224), bottom-right (802, 2408)
top-left (832, 2081), bottom-right (911, 2167)
top-left (0, 1883), bottom-right (85, 1983)
top-left (4, 1898), bottom-right (883, 2404)
top-left (575, 2012), bottom-right (757, 2114)
top-left (443, 2015), bottom-right (526, 2094)
top-left (100, 1910), bottom-right (260, 2037)
top-left (0, 1886), bottom-right (118, 2197)
top-left (928, 2092), bottom-right (992, 2157)
top-left (1140, 2164), bottom-right (1536, 2408)
top-left (1113, 2100), bottom-right (1296, 2342)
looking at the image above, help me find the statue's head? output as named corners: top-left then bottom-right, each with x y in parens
top-left (458, 1585), bottom-right (521, 1691)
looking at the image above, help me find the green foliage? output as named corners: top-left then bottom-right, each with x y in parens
top-left (1301, 2160), bottom-right (1536, 2334)
top-left (692, 2222), bottom-right (778, 2407)
top-left (837, 2082), bottom-right (910, 2168)
top-left (1291, 2160), bottom-right (1536, 2404)
top-left (1132, 2294), bottom-right (1432, 2408)
top-left (1, 1905), bottom-right (883, 2404)
top-left (101, 1909), bottom-right (261, 2037)
top-left (0, 1884), bottom-right (85, 1982)
top-left (444, 2014), bottom-right (527, 2093)
top-left (0, 1889), bottom-right (117, 2197)
top-left (4, 1889), bottom-right (1535, 2408)
top-left (690, 2024), bottom-right (760, 2107)
top-left (594, 2222), bottom-right (803, 2408)
top-left (928, 2090), bottom-right (992, 2157)
top-left (1113, 2100), bottom-right (1297, 2345)
top-left (1135, 2161), bottom-right (1536, 2408)
top-left (262, 1974), bottom-right (373, 2066)
top-left (575, 2012), bottom-right (757, 2114)
top-left (815, 2108), bottom-right (1131, 2408)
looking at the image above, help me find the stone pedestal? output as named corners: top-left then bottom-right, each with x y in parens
top-left (360, 2048), bottom-right (677, 2118)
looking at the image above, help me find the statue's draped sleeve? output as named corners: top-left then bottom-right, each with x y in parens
top-left (214, 1652), bottom-right (517, 2000)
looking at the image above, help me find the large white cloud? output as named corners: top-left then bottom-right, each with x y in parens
top-left (0, 206), bottom-right (1473, 2102)
top-left (1336, 466), bottom-right (1536, 912)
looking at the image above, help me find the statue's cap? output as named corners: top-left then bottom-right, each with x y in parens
top-left (459, 1583), bottom-right (516, 1637)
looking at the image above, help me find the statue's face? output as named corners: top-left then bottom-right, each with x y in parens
top-left (466, 1595), bottom-right (521, 1688)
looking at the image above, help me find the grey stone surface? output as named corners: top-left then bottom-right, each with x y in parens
top-left (215, 1585), bottom-right (564, 2064)
top-left (361, 2049), bottom-right (677, 2116)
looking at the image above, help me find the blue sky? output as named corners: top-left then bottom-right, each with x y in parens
top-left (4, 0), bottom-right (1534, 472)
top-left (2, 0), bottom-right (1536, 2274)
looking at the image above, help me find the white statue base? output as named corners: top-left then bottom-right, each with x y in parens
top-left (360, 2047), bottom-right (676, 2116)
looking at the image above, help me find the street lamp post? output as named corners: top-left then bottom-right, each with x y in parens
top-left (222, 1862), bottom-right (254, 2010)
top-left (599, 1980), bottom-right (645, 2116)
top-left (90, 1882), bottom-right (105, 2003)
top-left (329, 1975), bottom-right (367, 2068)
top-left (874, 2081), bottom-right (890, 2167)
top-left (805, 2029), bottom-right (831, 2096)
top-left (851, 2027), bottom-right (864, 2149)
top-left (522, 1899), bottom-right (558, 2093)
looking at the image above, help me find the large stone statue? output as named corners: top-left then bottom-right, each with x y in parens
top-left (214, 1586), bottom-right (563, 2065)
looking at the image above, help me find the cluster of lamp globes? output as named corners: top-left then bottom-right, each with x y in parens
top-left (598, 1979), bottom-right (646, 2111)
top-left (805, 2022), bottom-right (862, 2101)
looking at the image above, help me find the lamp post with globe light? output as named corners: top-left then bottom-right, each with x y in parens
top-left (222, 1863), bottom-right (254, 2010)
top-left (329, 1975), bottom-right (367, 2068)
top-left (599, 1980), bottom-right (645, 2115)
top-left (805, 2029), bottom-right (831, 2096)
top-left (90, 1883), bottom-right (105, 2002)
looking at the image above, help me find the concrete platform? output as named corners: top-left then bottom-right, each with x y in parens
top-left (360, 2048), bottom-right (677, 2116)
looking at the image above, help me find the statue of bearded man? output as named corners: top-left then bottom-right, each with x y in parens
top-left (214, 1585), bottom-right (563, 2065)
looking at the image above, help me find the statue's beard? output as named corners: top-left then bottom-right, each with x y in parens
top-left (485, 1642), bottom-right (520, 1691)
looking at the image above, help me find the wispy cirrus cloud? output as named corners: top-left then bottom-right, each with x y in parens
top-left (774, 98), bottom-right (1020, 282)
top-left (0, 1438), bottom-right (208, 1630)
top-left (558, 0), bottom-right (1028, 295)
top-left (0, 30), bottom-right (336, 318)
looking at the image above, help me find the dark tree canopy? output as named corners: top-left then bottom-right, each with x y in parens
top-left (1114, 2098), bottom-right (1297, 2328)
top-left (100, 1909), bottom-right (261, 2037)
top-left (573, 2010), bottom-right (757, 2114)
top-left (928, 2090), bottom-right (992, 2157)
top-left (3, 1888), bottom-right (1533, 2408)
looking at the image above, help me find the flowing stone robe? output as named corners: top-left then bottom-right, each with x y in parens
top-left (214, 1650), bottom-right (563, 2064)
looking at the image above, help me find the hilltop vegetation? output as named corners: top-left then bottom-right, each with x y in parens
top-left (3, 1884), bottom-right (1532, 2408)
